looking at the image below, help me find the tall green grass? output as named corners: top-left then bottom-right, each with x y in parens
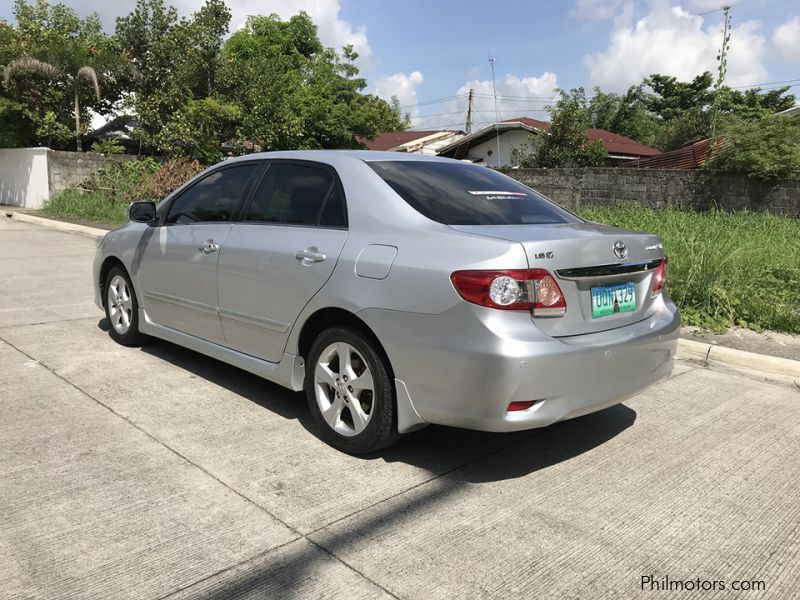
top-left (582, 205), bottom-right (800, 334)
top-left (40, 189), bottom-right (128, 225)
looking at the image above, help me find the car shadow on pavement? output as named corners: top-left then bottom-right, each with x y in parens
top-left (114, 326), bottom-right (638, 599)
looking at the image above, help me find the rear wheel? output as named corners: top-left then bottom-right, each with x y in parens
top-left (305, 327), bottom-right (399, 454)
top-left (104, 267), bottom-right (146, 346)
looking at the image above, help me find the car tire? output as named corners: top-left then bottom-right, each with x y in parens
top-left (104, 266), bottom-right (147, 347)
top-left (305, 327), bottom-right (399, 454)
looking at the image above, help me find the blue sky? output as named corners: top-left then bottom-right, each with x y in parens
top-left (3, 0), bottom-right (799, 130)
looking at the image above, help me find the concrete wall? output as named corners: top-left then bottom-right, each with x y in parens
top-left (0, 149), bottom-right (137, 209)
top-left (0, 148), bottom-right (50, 209)
top-left (47, 150), bottom-right (137, 197)
top-left (501, 167), bottom-right (800, 218)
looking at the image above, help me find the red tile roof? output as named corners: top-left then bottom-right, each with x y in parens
top-left (356, 130), bottom-right (455, 151)
top-left (502, 117), bottom-right (660, 158)
top-left (584, 128), bottom-right (660, 157)
top-left (623, 138), bottom-right (722, 170)
top-left (502, 116), bottom-right (550, 130)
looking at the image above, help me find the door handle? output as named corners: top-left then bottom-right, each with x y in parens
top-left (199, 241), bottom-right (220, 254)
top-left (295, 247), bottom-right (327, 264)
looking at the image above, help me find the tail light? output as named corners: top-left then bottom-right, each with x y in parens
top-left (450, 269), bottom-right (567, 317)
top-left (651, 256), bottom-right (668, 297)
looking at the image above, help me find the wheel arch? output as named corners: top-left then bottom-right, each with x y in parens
top-left (297, 307), bottom-right (395, 379)
top-left (296, 306), bottom-right (428, 434)
top-left (98, 256), bottom-right (128, 307)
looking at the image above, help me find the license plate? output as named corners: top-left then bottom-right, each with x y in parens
top-left (591, 282), bottom-right (636, 318)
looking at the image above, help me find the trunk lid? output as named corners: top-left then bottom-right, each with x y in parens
top-left (450, 222), bottom-right (666, 337)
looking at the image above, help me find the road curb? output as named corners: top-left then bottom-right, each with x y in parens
top-left (677, 338), bottom-right (800, 380)
top-left (6, 211), bottom-right (108, 238)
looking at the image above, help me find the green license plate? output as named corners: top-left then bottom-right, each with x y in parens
top-left (591, 282), bottom-right (636, 318)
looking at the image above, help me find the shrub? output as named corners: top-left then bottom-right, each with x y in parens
top-left (80, 158), bottom-right (161, 203)
top-left (138, 158), bottom-right (203, 201)
top-left (705, 115), bottom-right (800, 180)
top-left (90, 139), bottom-right (125, 154)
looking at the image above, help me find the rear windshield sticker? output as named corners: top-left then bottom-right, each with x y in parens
top-left (468, 190), bottom-right (528, 201)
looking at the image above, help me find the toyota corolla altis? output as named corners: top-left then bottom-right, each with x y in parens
top-left (94, 151), bottom-right (679, 454)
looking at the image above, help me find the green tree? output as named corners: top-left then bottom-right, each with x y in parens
top-left (1, 0), bottom-right (126, 148)
top-left (4, 56), bottom-right (101, 150)
top-left (705, 115), bottom-right (800, 180)
top-left (512, 88), bottom-right (607, 168)
top-left (643, 72), bottom-right (714, 121)
top-left (588, 85), bottom-right (660, 147)
top-left (218, 13), bottom-right (404, 151)
top-left (155, 97), bottom-right (241, 163)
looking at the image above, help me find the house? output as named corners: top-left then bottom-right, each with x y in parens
top-left (436, 117), bottom-right (660, 167)
top-left (623, 138), bottom-right (723, 170)
top-left (777, 106), bottom-right (800, 117)
top-left (356, 129), bottom-right (464, 155)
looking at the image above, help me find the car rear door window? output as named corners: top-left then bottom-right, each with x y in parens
top-left (166, 165), bottom-right (257, 225)
top-left (367, 161), bottom-right (579, 225)
top-left (246, 163), bottom-right (343, 227)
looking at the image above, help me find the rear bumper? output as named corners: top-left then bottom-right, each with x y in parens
top-left (360, 295), bottom-right (680, 433)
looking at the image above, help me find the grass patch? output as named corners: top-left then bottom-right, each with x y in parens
top-left (582, 205), bottom-right (800, 334)
top-left (40, 189), bottom-right (128, 226)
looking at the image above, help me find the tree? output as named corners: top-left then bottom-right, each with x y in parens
top-left (218, 13), bottom-right (404, 151)
top-left (512, 88), bottom-right (607, 168)
top-left (705, 115), bottom-right (800, 180)
top-left (4, 57), bottom-right (100, 150)
top-left (643, 72), bottom-right (714, 122)
top-left (1, 0), bottom-right (126, 148)
top-left (155, 97), bottom-right (241, 163)
top-left (588, 85), bottom-right (660, 147)
top-left (116, 0), bottom-right (195, 150)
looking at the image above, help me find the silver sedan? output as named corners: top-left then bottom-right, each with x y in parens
top-left (94, 151), bottom-right (679, 454)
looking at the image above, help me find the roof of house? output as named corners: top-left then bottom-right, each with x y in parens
top-left (438, 117), bottom-right (659, 159)
top-left (357, 130), bottom-right (462, 151)
top-left (623, 137), bottom-right (722, 170)
top-left (584, 129), bottom-right (660, 157)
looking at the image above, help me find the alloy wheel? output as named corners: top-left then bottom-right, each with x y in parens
top-left (107, 274), bottom-right (134, 335)
top-left (313, 342), bottom-right (375, 437)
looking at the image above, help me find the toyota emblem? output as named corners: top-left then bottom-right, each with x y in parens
top-left (613, 241), bottom-right (627, 260)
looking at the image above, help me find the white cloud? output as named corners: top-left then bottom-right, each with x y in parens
top-left (372, 71), bottom-right (424, 116)
top-left (584, 1), bottom-right (768, 91)
top-left (405, 71), bottom-right (558, 131)
top-left (773, 16), bottom-right (800, 60)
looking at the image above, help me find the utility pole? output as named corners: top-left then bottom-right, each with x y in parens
top-left (489, 56), bottom-right (501, 166)
top-left (465, 88), bottom-right (474, 134)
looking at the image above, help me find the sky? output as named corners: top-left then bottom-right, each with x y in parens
top-left (2, 0), bottom-right (799, 131)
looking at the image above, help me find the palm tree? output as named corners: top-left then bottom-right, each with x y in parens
top-left (3, 56), bottom-right (101, 152)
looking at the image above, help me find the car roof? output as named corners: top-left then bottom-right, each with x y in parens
top-left (221, 149), bottom-right (457, 166)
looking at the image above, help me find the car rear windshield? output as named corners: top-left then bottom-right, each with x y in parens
top-left (367, 160), bottom-right (579, 225)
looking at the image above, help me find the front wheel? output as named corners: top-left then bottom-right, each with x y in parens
top-left (104, 266), bottom-right (147, 346)
top-left (305, 327), bottom-right (399, 454)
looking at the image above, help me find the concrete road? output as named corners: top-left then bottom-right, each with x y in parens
top-left (1, 216), bottom-right (798, 599)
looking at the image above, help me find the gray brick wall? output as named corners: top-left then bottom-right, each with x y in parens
top-left (47, 150), bottom-right (138, 196)
top-left (500, 168), bottom-right (800, 218)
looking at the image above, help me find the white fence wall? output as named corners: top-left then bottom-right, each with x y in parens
top-left (0, 148), bottom-right (50, 209)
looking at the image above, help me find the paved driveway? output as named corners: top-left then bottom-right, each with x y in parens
top-left (1, 216), bottom-right (798, 599)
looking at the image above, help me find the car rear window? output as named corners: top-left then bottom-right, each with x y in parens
top-left (366, 160), bottom-right (578, 225)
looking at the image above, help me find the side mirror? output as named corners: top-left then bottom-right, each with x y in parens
top-left (129, 201), bottom-right (157, 224)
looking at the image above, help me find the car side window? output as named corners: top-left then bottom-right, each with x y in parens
top-left (166, 165), bottom-right (256, 225)
top-left (245, 163), bottom-right (342, 227)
